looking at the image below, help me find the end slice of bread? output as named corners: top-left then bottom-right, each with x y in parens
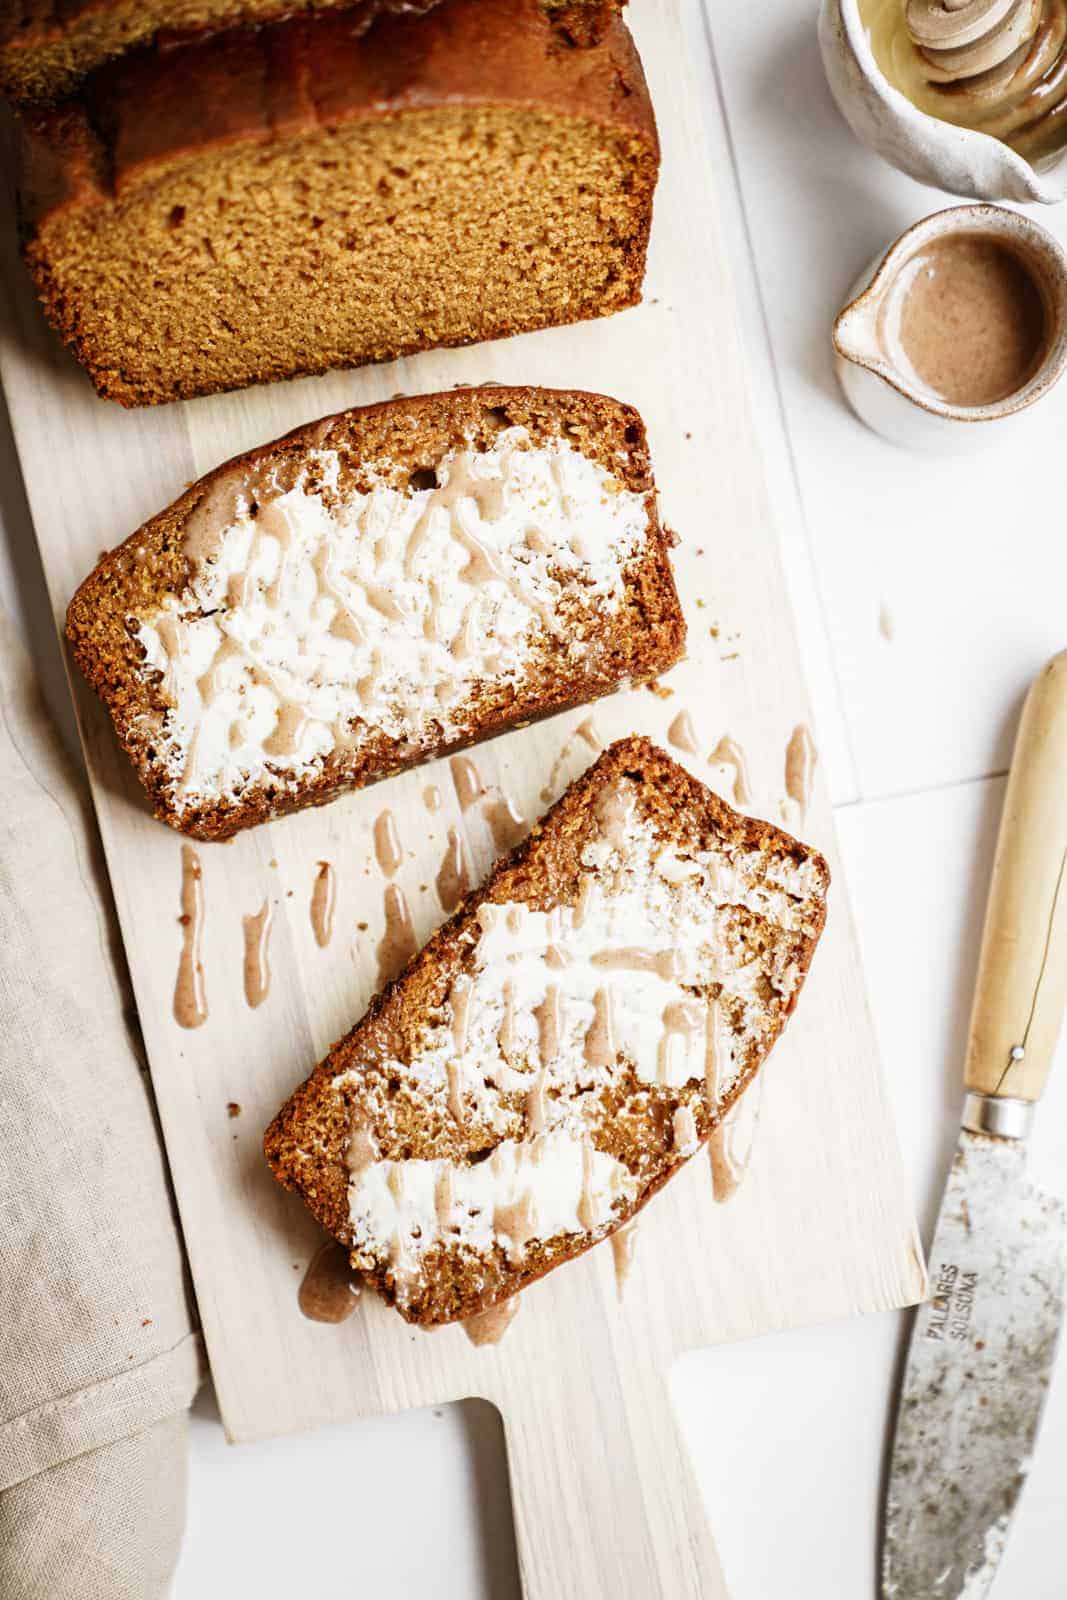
top-left (17, 0), bottom-right (655, 404)
top-left (65, 387), bottom-right (685, 839)
top-left (264, 737), bottom-right (830, 1327)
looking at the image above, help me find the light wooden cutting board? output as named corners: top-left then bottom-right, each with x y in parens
top-left (0, 4), bottom-right (925, 1594)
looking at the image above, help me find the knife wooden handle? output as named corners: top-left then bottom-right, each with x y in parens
top-left (965, 650), bottom-right (1067, 1103)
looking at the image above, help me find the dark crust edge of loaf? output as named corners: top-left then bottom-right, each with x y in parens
top-left (64, 385), bottom-right (687, 839)
top-left (0, 0), bottom-right (628, 109)
top-left (14, 1), bottom-right (659, 405)
top-left (263, 734), bottom-right (831, 1327)
top-left (0, 0), bottom-right (390, 106)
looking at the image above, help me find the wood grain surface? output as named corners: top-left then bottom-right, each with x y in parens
top-left (0, 4), bottom-right (925, 1595)
top-left (965, 651), bottom-right (1067, 1104)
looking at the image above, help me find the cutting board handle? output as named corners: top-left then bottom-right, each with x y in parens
top-left (496, 1349), bottom-right (726, 1599)
top-left (965, 650), bottom-right (1067, 1103)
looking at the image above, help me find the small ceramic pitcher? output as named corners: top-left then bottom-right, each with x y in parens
top-left (833, 204), bottom-right (1067, 451)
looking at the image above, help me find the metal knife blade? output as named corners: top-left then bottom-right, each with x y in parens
top-left (882, 1127), bottom-right (1065, 1599)
top-left (882, 651), bottom-right (1067, 1597)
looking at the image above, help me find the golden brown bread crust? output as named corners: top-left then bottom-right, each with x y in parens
top-left (264, 737), bottom-right (831, 1326)
top-left (65, 386), bottom-right (687, 839)
top-left (0, 0), bottom-right (622, 106)
top-left (0, 2), bottom-right (399, 106)
top-left (17, 0), bottom-right (658, 405)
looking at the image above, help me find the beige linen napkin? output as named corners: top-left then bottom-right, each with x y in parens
top-left (0, 613), bottom-right (204, 1597)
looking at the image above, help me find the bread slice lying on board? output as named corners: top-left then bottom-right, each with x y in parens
top-left (0, 0), bottom-right (624, 106)
top-left (17, 0), bottom-right (656, 404)
top-left (65, 387), bottom-right (685, 840)
top-left (264, 737), bottom-right (830, 1327)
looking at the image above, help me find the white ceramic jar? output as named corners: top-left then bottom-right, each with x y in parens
top-left (818, 0), bottom-right (1067, 203)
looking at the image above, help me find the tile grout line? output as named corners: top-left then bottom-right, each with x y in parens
top-left (834, 768), bottom-right (1009, 813)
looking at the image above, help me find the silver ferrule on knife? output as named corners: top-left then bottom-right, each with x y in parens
top-left (960, 1090), bottom-right (1035, 1141)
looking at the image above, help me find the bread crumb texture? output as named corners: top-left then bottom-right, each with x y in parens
top-left (264, 737), bottom-right (830, 1325)
top-left (17, 0), bottom-right (656, 403)
top-left (65, 386), bottom-right (685, 837)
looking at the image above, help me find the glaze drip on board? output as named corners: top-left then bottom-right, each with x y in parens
top-left (298, 1241), bottom-right (362, 1324)
top-left (784, 725), bottom-right (818, 826)
top-left (708, 1075), bottom-right (764, 1203)
top-left (436, 827), bottom-right (472, 913)
top-left (540, 717), bottom-right (602, 803)
top-left (667, 709), bottom-right (700, 755)
top-left (242, 898), bottom-right (273, 1008)
top-left (485, 792), bottom-right (527, 853)
top-left (377, 884), bottom-right (417, 987)
top-left (709, 735), bottom-right (752, 807)
top-left (174, 845), bottom-right (207, 1028)
top-left (611, 1221), bottom-right (639, 1299)
top-left (310, 861), bottom-right (336, 948)
top-left (450, 752), bottom-right (526, 850)
top-left (450, 755), bottom-right (483, 812)
top-left (373, 810), bottom-right (404, 878)
top-left (464, 1295), bottom-right (521, 1347)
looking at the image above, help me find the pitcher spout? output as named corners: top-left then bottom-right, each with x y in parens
top-left (832, 279), bottom-right (887, 372)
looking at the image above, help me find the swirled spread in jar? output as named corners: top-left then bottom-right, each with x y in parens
top-left (862, 0), bottom-right (1067, 164)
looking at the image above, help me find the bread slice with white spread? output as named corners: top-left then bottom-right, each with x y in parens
top-left (65, 387), bottom-right (685, 839)
top-left (264, 737), bottom-right (830, 1326)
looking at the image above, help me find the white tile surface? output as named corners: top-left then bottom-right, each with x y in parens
top-left (177, 1387), bottom-right (521, 1598)
top-left (2, 0), bottom-right (1066, 1594)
